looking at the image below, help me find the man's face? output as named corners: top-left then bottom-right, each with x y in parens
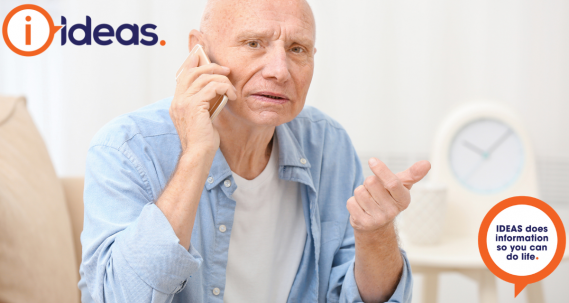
top-left (200, 0), bottom-right (316, 127)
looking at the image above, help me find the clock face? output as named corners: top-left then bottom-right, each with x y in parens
top-left (449, 119), bottom-right (524, 194)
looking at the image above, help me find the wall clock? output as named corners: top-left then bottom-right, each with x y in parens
top-left (430, 102), bottom-right (539, 238)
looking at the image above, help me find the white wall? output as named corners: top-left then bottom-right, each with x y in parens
top-left (1, 1), bottom-right (569, 302)
top-left (310, 0), bottom-right (569, 161)
top-left (2, 0), bottom-right (569, 177)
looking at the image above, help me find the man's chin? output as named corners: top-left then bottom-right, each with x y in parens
top-left (219, 100), bottom-right (298, 128)
top-left (241, 100), bottom-right (295, 126)
top-left (247, 110), bottom-right (287, 127)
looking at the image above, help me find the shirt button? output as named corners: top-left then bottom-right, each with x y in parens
top-left (207, 177), bottom-right (214, 184)
top-left (300, 158), bottom-right (307, 164)
top-left (219, 225), bottom-right (227, 232)
top-left (213, 287), bottom-right (220, 295)
top-left (224, 179), bottom-right (231, 187)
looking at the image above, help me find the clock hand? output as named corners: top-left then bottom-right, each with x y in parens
top-left (463, 141), bottom-right (487, 158)
top-left (485, 128), bottom-right (512, 156)
top-left (463, 157), bottom-right (487, 181)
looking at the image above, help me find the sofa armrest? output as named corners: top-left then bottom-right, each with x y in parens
top-left (60, 177), bottom-right (84, 271)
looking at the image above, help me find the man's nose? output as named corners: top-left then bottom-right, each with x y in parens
top-left (261, 46), bottom-right (291, 83)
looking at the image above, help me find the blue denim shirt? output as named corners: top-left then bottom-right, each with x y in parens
top-left (78, 97), bottom-right (413, 303)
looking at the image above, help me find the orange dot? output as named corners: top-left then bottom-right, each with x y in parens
top-left (25, 16), bottom-right (31, 21)
top-left (160, 40), bottom-right (166, 46)
top-left (536, 257), bottom-right (539, 260)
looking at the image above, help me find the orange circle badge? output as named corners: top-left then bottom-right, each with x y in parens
top-left (479, 196), bottom-right (566, 297)
top-left (2, 4), bottom-right (62, 56)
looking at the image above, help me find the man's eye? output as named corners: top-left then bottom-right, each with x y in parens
top-left (247, 41), bottom-right (259, 48)
top-left (291, 46), bottom-right (304, 53)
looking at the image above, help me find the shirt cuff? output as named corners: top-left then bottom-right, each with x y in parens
top-left (116, 202), bottom-right (203, 294)
top-left (385, 249), bottom-right (413, 303)
top-left (341, 249), bottom-right (413, 303)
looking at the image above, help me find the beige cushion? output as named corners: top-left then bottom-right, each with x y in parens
top-left (0, 96), bottom-right (78, 303)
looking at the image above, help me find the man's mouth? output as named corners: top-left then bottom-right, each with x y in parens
top-left (251, 92), bottom-right (290, 104)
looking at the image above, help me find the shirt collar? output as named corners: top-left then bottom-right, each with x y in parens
top-left (204, 122), bottom-right (311, 191)
top-left (275, 123), bottom-right (311, 169)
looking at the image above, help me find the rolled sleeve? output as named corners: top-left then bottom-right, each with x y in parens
top-left (80, 144), bottom-right (203, 303)
top-left (339, 249), bottom-right (413, 303)
top-left (116, 203), bottom-right (203, 294)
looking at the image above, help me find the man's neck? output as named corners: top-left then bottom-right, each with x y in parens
top-left (215, 112), bottom-right (275, 180)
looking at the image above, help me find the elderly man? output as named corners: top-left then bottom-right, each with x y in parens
top-left (78, 0), bottom-right (430, 302)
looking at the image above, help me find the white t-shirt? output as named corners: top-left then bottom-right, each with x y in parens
top-left (224, 135), bottom-right (307, 303)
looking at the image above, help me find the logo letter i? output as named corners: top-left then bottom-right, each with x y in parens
top-left (25, 16), bottom-right (31, 45)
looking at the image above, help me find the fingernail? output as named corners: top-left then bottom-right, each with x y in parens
top-left (222, 66), bottom-right (230, 72)
top-left (369, 158), bottom-right (378, 167)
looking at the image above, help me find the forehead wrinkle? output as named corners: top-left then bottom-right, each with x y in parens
top-left (230, 8), bottom-right (315, 47)
top-left (235, 14), bottom-right (314, 39)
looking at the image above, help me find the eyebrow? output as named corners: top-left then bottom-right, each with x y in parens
top-left (235, 29), bottom-right (315, 48)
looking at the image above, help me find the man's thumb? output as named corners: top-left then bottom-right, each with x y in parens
top-left (396, 160), bottom-right (431, 189)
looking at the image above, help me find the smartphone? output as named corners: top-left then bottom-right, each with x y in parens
top-left (176, 44), bottom-right (228, 121)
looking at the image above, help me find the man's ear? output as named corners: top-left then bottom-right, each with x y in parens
top-left (188, 29), bottom-right (204, 52)
top-left (314, 47), bottom-right (317, 55)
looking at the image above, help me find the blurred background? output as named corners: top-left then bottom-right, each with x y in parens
top-left (1, 0), bottom-right (568, 302)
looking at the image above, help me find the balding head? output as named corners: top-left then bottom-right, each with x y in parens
top-left (200, 0), bottom-right (315, 40)
top-left (187, 0), bottom-right (317, 127)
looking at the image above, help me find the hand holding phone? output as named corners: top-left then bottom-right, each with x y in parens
top-left (176, 44), bottom-right (229, 121)
top-left (170, 44), bottom-right (236, 155)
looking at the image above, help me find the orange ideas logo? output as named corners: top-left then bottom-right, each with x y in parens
top-left (2, 4), bottom-right (165, 57)
top-left (2, 4), bottom-right (61, 56)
